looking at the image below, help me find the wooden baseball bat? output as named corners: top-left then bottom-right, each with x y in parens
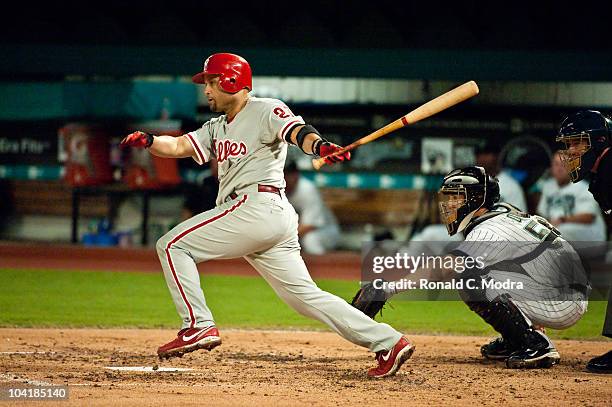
top-left (312, 80), bottom-right (479, 170)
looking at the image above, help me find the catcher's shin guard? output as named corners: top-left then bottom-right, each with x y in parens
top-left (466, 295), bottom-right (553, 360)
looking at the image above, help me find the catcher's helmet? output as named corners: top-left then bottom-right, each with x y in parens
top-left (438, 166), bottom-right (500, 236)
top-left (556, 110), bottom-right (612, 182)
top-left (192, 53), bottom-right (252, 93)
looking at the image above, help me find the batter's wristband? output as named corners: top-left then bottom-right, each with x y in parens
top-left (144, 132), bottom-right (155, 148)
top-left (296, 124), bottom-right (322, 155)
top-left (312, 138), bottom-right (326, 156)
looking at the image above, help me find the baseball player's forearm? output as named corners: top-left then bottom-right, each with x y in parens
top-left (287, 126), bottom-right (320, 155)
top-left (149, 135), bottom-right (195, 159)
top-left (121, 131), bottom-right (196, 160)
top-left (286, 125), bottom-right (350, 163)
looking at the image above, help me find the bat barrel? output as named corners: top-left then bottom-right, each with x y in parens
top-left (312, 81), bottom-right (479, 170)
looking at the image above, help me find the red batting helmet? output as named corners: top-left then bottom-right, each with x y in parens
top-left (192, 53), bottom-right (252, 93)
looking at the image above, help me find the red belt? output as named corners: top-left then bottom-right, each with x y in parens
top-left (229, 185), bottom-right (281, 200)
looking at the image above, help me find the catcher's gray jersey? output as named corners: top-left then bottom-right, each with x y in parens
top-left (455, 205), bottom-right (588, 329)
top-left (186, 97), bottom-right (305, 205)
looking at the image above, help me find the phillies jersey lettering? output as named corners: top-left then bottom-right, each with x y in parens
top-left (186, 97), bottom-right (305, 205)
top-left (215, 139), bottom-right (248, 163)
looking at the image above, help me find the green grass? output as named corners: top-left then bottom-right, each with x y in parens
top-left (0, 269), bottom-right (608, 340)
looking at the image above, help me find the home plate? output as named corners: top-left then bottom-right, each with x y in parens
top-left (105, 366), bottom-right (193, 372)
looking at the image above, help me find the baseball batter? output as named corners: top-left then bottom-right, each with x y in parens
top-left (353, 166), bottom-right (588, 368)
top-left (121, 53), bottom-right (413, 378)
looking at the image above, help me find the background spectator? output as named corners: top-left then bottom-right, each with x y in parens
top-left (284, 161), bottom-right (340, 255)
top-left (536, 151), bottom-right (606, 242)
top-left (476, 143), bottom-right (527, 211)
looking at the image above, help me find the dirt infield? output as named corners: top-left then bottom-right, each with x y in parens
top-left (1, 329), bottom-right (610, 406)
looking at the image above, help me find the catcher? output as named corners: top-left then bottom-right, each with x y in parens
top-left (352, 166), bottom-right (589, 368)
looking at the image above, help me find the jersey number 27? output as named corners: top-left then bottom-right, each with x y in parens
top-left (273, 106), bottom-right (293, 119)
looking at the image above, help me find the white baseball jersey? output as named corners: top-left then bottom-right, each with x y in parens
top-left (185, 97), bottom-right (305, 205)
top-left (454, 204), bottom-right (588, 329)
top-left (536, 178), bottom-right (606, 242)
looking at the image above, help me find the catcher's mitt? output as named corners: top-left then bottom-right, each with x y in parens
top-left (350, 282), bottom-right (388, 319)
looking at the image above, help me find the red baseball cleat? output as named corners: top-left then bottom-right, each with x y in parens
top-left (157, 326), bottom-right (222, 360)
top-left (367, 337), bottom-right (415, 378)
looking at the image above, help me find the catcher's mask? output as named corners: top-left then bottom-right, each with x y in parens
top-left (438, 166), bottom-right (500, 236)
top-left (556, 110), bottom-right (612, 182)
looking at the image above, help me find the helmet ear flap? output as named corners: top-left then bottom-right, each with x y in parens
top-left (220, 76), bottom-right (238, 92)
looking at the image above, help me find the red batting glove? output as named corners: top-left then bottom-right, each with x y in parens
top-left (316, 141), bottom-right (351, 165)
top-left (121, 131), bottom-right (154, 148)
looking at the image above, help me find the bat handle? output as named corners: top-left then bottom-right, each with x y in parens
top-left (312, 143), bottom-right (354, 171)
top-left (311, 157), bottom-right (326, 170)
